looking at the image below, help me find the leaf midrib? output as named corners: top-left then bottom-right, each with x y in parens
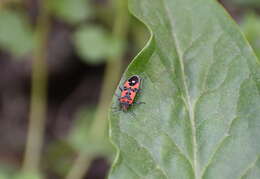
top-left (162, 1), bottom-right (199, 178)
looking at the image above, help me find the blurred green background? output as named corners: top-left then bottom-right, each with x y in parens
top-left (0, 0), bottom-right (259, 179)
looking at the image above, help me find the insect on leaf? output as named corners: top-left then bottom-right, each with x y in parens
top-left (109, 0), bottom-right (260, 178)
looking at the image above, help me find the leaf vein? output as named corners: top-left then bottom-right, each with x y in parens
top-left (122, 131), bottom-right (169, 179)
top-left (144, 72), bottom-right (193, 167)
top-left (201, 116), bottom-right (239, 178)
top-left (162, 1), bottom-right (199, 178)
top-left (239, 156), bottom-right (260, 179)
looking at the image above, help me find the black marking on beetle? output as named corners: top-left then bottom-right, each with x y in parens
top-left (128, 75), bottom-right (139, 86)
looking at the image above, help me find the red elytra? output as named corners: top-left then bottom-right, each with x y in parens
top-left (119, 75), bottom-right (141, 112)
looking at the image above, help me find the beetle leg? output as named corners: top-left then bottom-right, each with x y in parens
top-left (137, 77), bottom-right (144, 93)
top-left (139, 72), bottom-right (146, 90)
top-left (140, 78), bottom-right (143, 90)
top-left (133, 101), bottom-right (145, 105)
top-left (115, 93), bottom-right (120, 98)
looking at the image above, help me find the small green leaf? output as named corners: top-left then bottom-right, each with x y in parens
top-left (0, 9), bottom-right (34, 57)
top-left (73, 25), bottom-right (124, 64)
top-left (47, 0), bottom-right (92, 24)
top-left (241, 13), bottom-right (260, 60)
top-left (109, 0), bottom-right (260, 178)
top-left (44, 141), bottom-right (74, 176)
top-left (68, 108), bottom-right (95, 151)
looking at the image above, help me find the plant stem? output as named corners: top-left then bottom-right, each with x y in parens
top-left (65, 0), bottom-right (129, 178)
top-left (22, 1), bottom-right (49, 174)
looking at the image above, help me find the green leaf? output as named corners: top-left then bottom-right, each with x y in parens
top-left (47, 0), bottom-right (92, 24)
top-left (68, 107), bottom-right (95, 151)
top-left (44, 141), bottom-right (74, 176)
top-left (0, 9), bottom-right (34, 57)
top-left (241, 13), bottom-right (260, 61)
top-left (73, 25), bottom-right (124, 64)
top-left (68, 107), bottom-right (113, 157)
top-left (109, 0), bottom-right (260, 178)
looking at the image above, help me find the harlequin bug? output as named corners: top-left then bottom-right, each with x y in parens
top-left (117, 75), bottom-right (144, 112)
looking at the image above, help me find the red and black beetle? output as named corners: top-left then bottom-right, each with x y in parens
top-left (117, 75), bottom-right (144, 112)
